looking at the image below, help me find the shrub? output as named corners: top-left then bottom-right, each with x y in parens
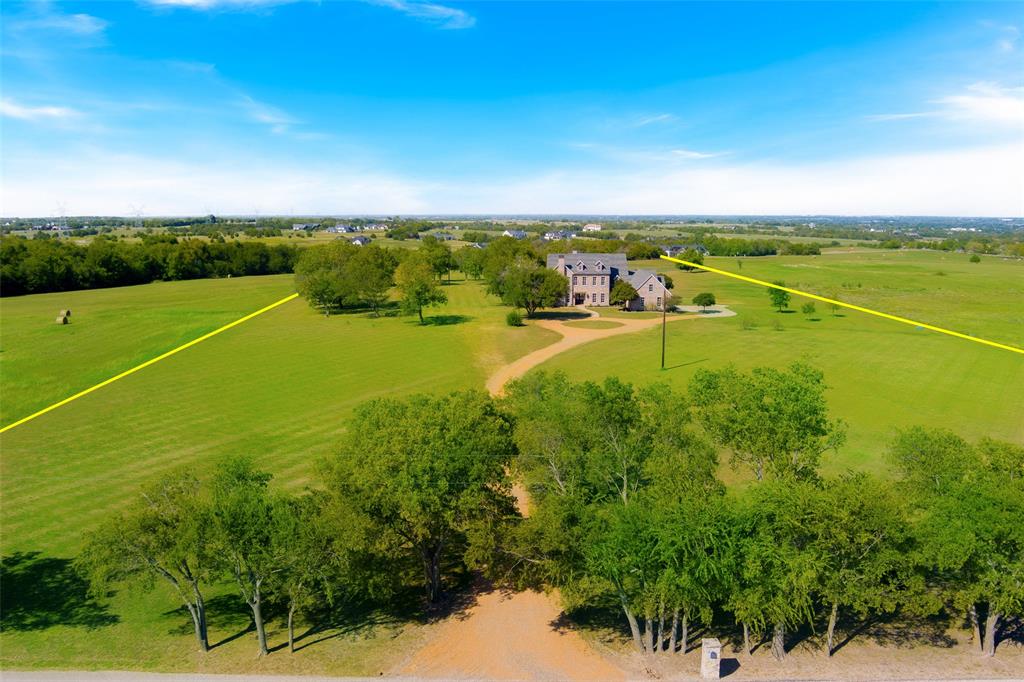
top-left (506, 310), bottom-right (523, 327)
top-left (969, 254), bottom-right (981, 263)
top-left (801, 302), bottom-right (816, 316)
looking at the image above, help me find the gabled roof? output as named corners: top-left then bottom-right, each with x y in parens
top-left (623, 269), bottom-right (664, 290)
top-left (546, 252), bottom-right (627, 272)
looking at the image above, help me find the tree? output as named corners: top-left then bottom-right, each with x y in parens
top-left (77, 471), bottom-right (214, 652)
top-left (395, 253), bottom-right (447, 324)
top-left (692, 292), bottom-right (716, 311)
top-left (801, 301), bottom-right (816, 317)
top-left (729, 480), bottom-right (823, 661)
top-left (811, 474), bottom-right (917, 655)
top-left (347, 245), bottom-right (397, 316)
top-left (272, 492), bottom-right (342, 653)
top-left (421, 236), bottom-right (454, 282)
top-left (610, 279), bottom-right (638, 309)
top-left (970, 253), bottom-right (981, 263)
top-left (503, 372), bottom-right (720, 653)
top-left (210, 456), bottom-right (279, 657)
top-left (294, 241), bottom-right (358, 315)
top-left (626, 242), bottom-right (662, 260)
top-left (499, 264), bottom-right (566, 317)
top-left (689, 363), bottom-right (846, 481)
top-left (455, 246), bottom-right (485, 280)
top-left (322, 391), bottom-right (517, 603)
top-left (768, 281), bottom-right (790, 312)
top-left (891, 428), bottom-right (1024, 656)
top-left (675, 248), bottom-right (704, 271)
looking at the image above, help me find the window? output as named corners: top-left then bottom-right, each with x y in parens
top-left (601, 293), bottom-right (605, 303)
top-left (596, 260), bottom-right (604, 270)
top-left (657, 297), bottom-right (661, 306)
top-left (572, 276), bottom-right (577, 284)
top-left (648, 284), bottom-right (654, 292)
top-left (601, 276), bottom-right (606, 285)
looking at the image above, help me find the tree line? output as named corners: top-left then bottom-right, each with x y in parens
top-left (78, 365), bottom-right (1023, 660)
top-left (0, 235), bottom-right (298, 296)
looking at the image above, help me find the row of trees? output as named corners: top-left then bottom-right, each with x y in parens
top-left (293, 241), bottom-right (449, 322)
top-left (79, 366), bottom-right (1023, 661)
top-left (0, 235), bottom-right (299, 296)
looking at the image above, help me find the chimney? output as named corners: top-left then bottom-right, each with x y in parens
top-left (557, 254), bottom-right (565, 272)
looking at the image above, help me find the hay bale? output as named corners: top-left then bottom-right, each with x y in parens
top-left (55, 315), bottom-right (69, 325)
top-left (59, 309), bottom-right (71, 317)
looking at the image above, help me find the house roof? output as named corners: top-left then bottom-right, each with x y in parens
top-left (547, 252), bottom-right (627, 273)
top-left (623, 269), bottom-right (663, 290)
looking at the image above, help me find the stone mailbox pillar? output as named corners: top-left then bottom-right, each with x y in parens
top-left (700, 637), bottom-right (722, 680)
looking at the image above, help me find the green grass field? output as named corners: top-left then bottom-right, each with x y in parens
top-left (0, 273), bottom-right (557, 674)
top-left (545, 250), bottom-right (1024, 475)
top-left (1, 248), bottom-right (1021, 673)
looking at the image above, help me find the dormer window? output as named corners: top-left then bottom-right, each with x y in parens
top-left (576, 260), bottom-right (586, 270)
top-left (595, 260), bottom-right (604, 270)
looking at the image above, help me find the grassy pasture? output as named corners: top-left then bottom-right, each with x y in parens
top-left (541, 250), bottom-right (1024, 476)
top-left (0, 273), bottom-right (557, 673)
top-left (0, 248), bottom-right (1021, 673)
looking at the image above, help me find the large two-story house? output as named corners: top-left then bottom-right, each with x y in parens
top-left (546, 252), bottom-right (670, 311)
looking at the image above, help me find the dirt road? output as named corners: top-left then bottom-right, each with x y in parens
top-left (394, 306), bottom-right (734, 680)
top-left (486, 306), bottom-right (735, 396)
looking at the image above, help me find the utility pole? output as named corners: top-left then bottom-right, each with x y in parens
top-left (661, 287), bottom-right (668, 370)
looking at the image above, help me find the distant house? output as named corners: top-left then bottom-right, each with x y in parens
top-left (582, 223), bottom-right (603, 232)
top-left (663, 243), bottom-right (709, 258)
top-left (292, 223), bottom-right (319, 231)
top-left (543, 230), bottom-right (577, 241)
top-left (502, 229), bottom-right (529, 239)
top-left (364, 223), bottom-right (389, 231)
top-left (329, 223), bottom-right (357, 234)
top-left (350, 235), bottom-right (373, 246)
top-left (547, 252), bottom-right (670, 311)
top-left (469, 242), bottom-right (485, 249)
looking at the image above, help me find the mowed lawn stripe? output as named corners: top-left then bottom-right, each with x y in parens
top-left (0, 276), bottom-right (556, 556)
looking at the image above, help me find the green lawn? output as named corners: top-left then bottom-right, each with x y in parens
top-left (543, 250), bottom-right (1024, 476)
top-left (1, 249), bottom-right (1021, 673)
top-left (0, 273), bottom-right (557, 674)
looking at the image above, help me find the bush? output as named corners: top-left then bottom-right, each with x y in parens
top-left (506, 310), bottom-right (523, 327)
top-left (969, 254), bottom-right (981, 263)
top-left (801, 302), bottom-right (816, 316)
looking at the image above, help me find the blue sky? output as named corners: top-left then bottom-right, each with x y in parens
top-left (2, 1), bottom-right (1022, 216)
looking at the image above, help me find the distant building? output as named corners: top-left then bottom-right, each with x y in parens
top-left (582, 223), bottom-right (603, 232)
top-left (364, 223), bottom-right (389, 231)
top-left (663, 244), bottom-right (709, 258)
top-left (350, 235), bottom-right (373, 246)
top-left (329, 223), bottom-right (357, 233)
top-left (502, 229), bottom-right (529, 239)
top-left (292, 223), bottom-right (319, 231)
top-left (547, 252), bottom-right (670, 311)
top-left (543, 230), bottom-right (577, 241)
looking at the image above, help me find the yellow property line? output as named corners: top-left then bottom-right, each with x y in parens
top-left (0, 292), bottom-right (300, 434)
top-left (659, 255), bottom-right (1024, 356)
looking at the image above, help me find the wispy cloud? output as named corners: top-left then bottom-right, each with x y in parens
top-left (0, 98), bottom-right (80, 121)
top-left (632, 113), bottom-right (677, 127)
top-left (979, 20), bottom-right (1020, 53)
top-left (368, 0), bottom-right (475, 29)
top-left (141, 0), bottom-right (476, 28)
top-left (867, 82), bottom-right (1024, 127)
top-left (239, 94), bottom-right (297, 134)
top-left (9, 11), bottom-right (109, 36)
top-left (570, 142), bottom-right (725, 164)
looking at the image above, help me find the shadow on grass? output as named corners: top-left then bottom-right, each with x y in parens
top-left (0, 551), bottom-right (119, 631)
top-left (663, 358), bottom-right (710, 372)
top-left (419, 314), bottom-right (473, 326)
top-left (531, 311), bottom-right (591, 321)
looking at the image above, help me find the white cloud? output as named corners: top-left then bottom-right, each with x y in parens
top-left (141, 0), bottom-right (476, 28)
top-left (238, 95), bottom-right (297, 134)
top-left (10, 11), bottom-right (109, 35)
top-left (869, 82), bottom-right (1024, 128)
top-left (4, 144), bottom-right (1020, 217)
top-left (365, 0), bottom-right (475, 29)
top-left (0, 98), bottom-right (80, 121)
top-left (935, 82), bottom-right (1024, 125)
top-left (633, 113), bottom-right (676, 127)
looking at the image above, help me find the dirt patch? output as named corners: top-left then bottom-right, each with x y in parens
top-left (392, 587), bottom-right (627, 680)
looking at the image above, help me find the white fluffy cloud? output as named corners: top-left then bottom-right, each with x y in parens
top-left (3, 144), bottom-right (1021, 217)
top-left (0, 98), bottom-right (79, 121)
